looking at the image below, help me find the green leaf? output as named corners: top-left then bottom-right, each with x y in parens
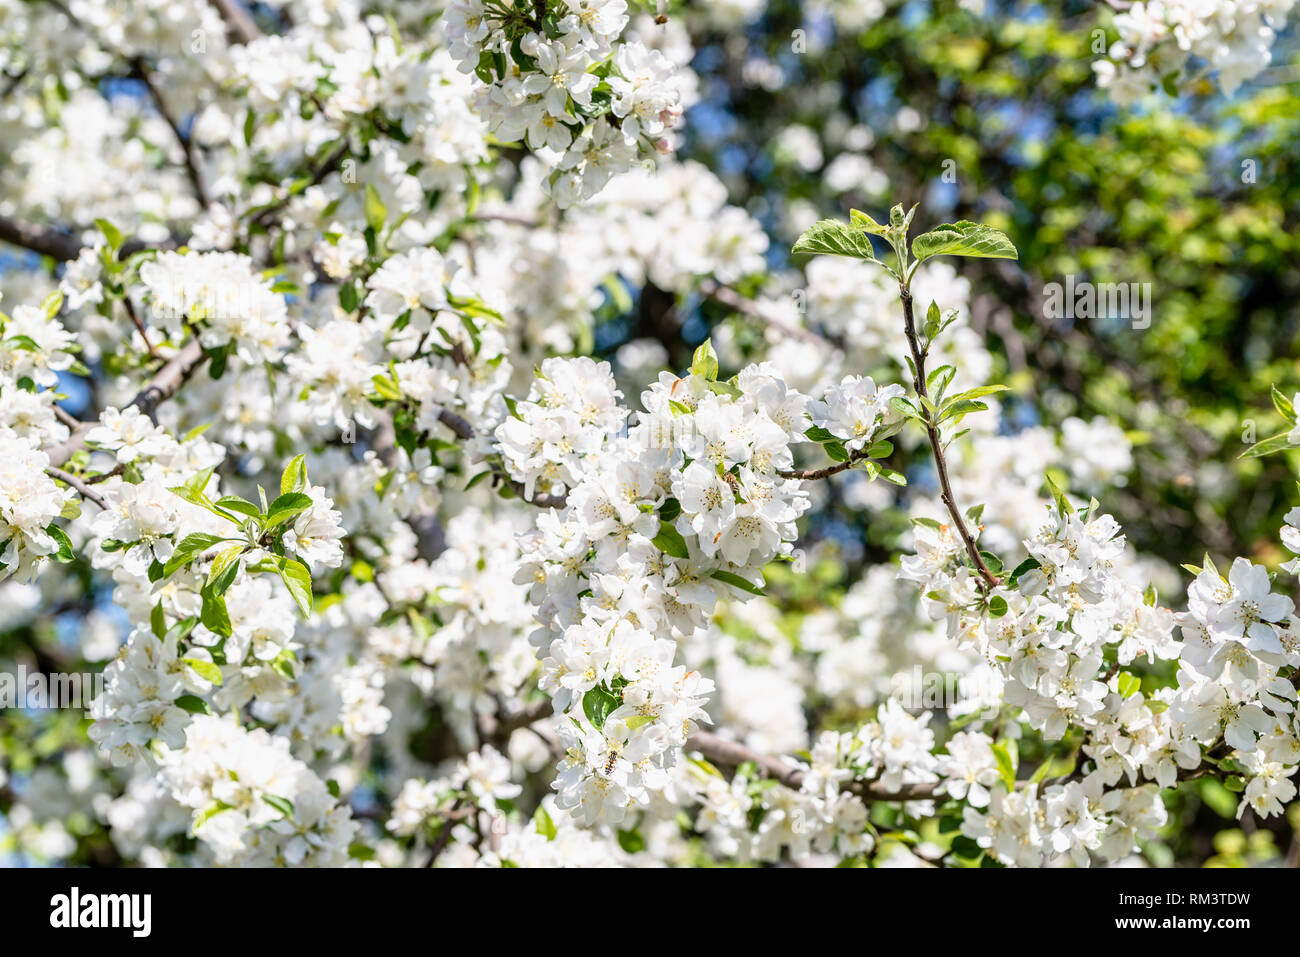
top-left (45, 523), bottom-right (75, 562)
top-left (709, 569), bottom-right (765, 596)
top-left (923, 300), bottom-right (943, 340)
top-left (1268, 384), bottom-right (1296, 427)
top-left (206, 545), bottom-right (244, 595)
top-left (3, 335), bottom-right (42, 352)
top-left (582, 686), bottom-right (620, 731)
top-left (200, 587), bottom-right (232, 638)
top-left (652, 521), bottom-right (690, 559)
top-left (1007, 556), bottom-right (1040, 587)
top-left (988, 595), bottom-right (1008, 618)
top-left (889, 396), bottom-right (923, 421)
top-left (616, 828), bottom-right (645, 854)
top-left (1043, 473), bottom-right (1073, 515)
top-left (164, 532), bottom-right (228, 576)
top-left (339, 278), bottom-right (361, 313)
top-left (992, 740), bottom-right (1017, 792)
top-left (166, 617), bottom-right (199, 645)
top-left (371, 373), bottom-right (402, 401)
top-left (93, 218), bottom-right (123, 252)
top-left (263, 794), bottom-right (295, 818)
top-left (849, 208), bottom-right (889, 236)
top-left (280, 454), bottom-right (307, 495)
top-left (625, 714), bottom-right (656, 731)
top-left (689, 339), bottom-right (718, 381)
top-left (791, 218), bottom-right (881, 262)
top-left (213, 496), bottom-right (262, 520)
top-left (926, 364), bottom-right (956, 397)
top-left (276, 556), bottom-right (314, 616)
top-left (947, 384), bottom-right (1010, 403)
top-left (40, 289), bottom-right (63, 318)
top-left (1198, 779), bottom-right (1237, 819)
top-left (938, 399), bottom-right (988, 425)
top-left (1117, 672), bottom-right (1141, 698)
top-left (174, 693), bottom-right (210, 715)
top-left (151, 602), bottom-right (166, 638)
top-left (1240, 432), bottom-right (1294, 459)
top-left (912, 221), bottom-right (1018, 262)
top-left (264, 491), bottom-right (313, 529)
top-left (363, 183), bottom-right (387, 234)
top-left (534, 805), bottom-right (557, 841)
top-left (194, 800), bottom-right (231, 829)
top-left (182, 657), bottom-right (223, 686)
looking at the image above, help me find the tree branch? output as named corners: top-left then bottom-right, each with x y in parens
top-left (46, 338), bottom-right (205, 467)
top-left (0, 214), bottom-right (86, 262)
top-left (434, 407), bottom-right (568, 509)
top-left (209, 0), bottom-right (262, 44)
top-left (45, 466), bottom-right (109, 511)
top-left (698, 279), bottom-right (829, 346)
top-left (899, 284), bottom-right (1001, 588)
top-left (778, 447), bottom-right (872, 481)
top-left (0, 213), bottom-right (168, 262)
top-left (131, 58), bottom-right (209, 209)
top-left (481, 698), bottom-right (941, 803)
top-left (687, 729), bottom-right (940, 802)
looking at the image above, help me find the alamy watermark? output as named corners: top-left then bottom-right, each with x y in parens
top-left (891, 666), bottom-right (1001, 711)
top-left (0, 665), bottom-right (104, 715)
top-left (1043, 275), bottom-right (1152, 330)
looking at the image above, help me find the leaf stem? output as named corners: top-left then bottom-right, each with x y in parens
top-left (898, 284), bottom-right (1001, 589)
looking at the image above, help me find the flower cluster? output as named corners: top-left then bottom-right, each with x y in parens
top-left (159, 715), bottom-right (358, 866)
top-left (138, 251), bottom-right (291, 362)
top-left (898, 489), bottom-right (1300, 864)
top-left (0, 430), bottom-right (74, 584)
top-left (500, 353), bottom-right (912, 825)
top-left (1094, 0), bottom-right (1296, 102)
top-left (497, 355), bottom-right (628, 500)
top-left (447, 0), bottom-right (681, 205)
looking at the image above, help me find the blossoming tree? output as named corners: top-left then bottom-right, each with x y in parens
top-left (1, 0), bottom-right (1299, 867)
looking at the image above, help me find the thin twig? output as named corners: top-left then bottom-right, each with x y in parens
top-left (209, 0), bottom-right (261, 44)
top-left (435, 408), bottom-right (568, 509)
top-left (122, 296), bottom-right (157, 357)
top-left (46, 466), bottom-right (109, 511)
top-left (699, 279), bottom-right (829, 346)
top-left (899, 284), bottom-right (1001, 588)
top-left (778, 447), bottom-right (872, 480)
top-left (131, 57), bottom-right (209, 208)
top-left (47, 338), bottom-right (205, 467)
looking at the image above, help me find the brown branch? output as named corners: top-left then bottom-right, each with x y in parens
top-left (698, 279), bottom-right (828, 346)
top-left (122, 296), bottom-right (157, 357)
top-left (131, 58), bottom-right (209, 208)
top-left (425, 796), bottom-right (466, 867)
top-left (778, 446), bottom-right (872, 480)
top-left (481, 697), bottom-right (940, 803)
top-left (46, 338), bottom-right (205, 467)
top-left (0, 214), bottom-right (87, 262)
top-left (247, 140), bottom-right (350, 233)
top-left (0, 213), bottom-right (170, 262)
top-left (434, 407), bottom-right (568, 509)
top-left (46, 466), bottom-right (108, 511)
top-left (899, 284), bottom-right (1001, 588)
top-left (687, 729), bottom-right (939, 802)
top-left (209, 0), bottom-right (261, 44)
